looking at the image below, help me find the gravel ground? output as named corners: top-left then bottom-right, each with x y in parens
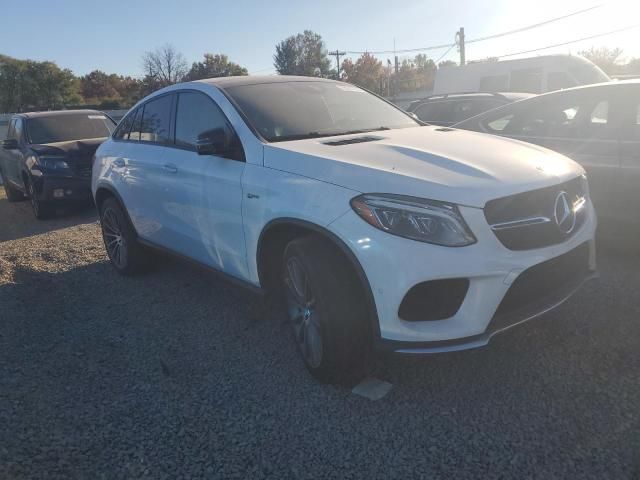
top-left (0, 190), bottom-right (639, 479)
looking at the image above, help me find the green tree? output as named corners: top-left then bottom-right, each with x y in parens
top-left (341, 53), bottom-right (385, 93)
top-left (392, 54), bottom-right (436, 93)
top-left (185, 53), bottom-right (248, 80)
top-left (273, 30), bottom-right (333, 77)
top-left (0, 55), bottom-right (78, 111)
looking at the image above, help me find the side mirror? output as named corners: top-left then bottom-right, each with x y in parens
top-left (2, 139), bottom-right (18, 150)
top-left (196, 128), bottom-right (228, 156)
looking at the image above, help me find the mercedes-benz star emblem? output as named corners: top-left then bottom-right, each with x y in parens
top-left (554, 191), bottom-right (576, 234)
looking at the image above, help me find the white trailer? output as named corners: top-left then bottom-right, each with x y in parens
top-left (434, 54), bottom-right (609, 95)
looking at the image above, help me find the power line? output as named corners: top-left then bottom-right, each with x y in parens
top-left (466, 5), bottom-right (602, 44)
top-left (493, 24), bottom-right (640, 59)
top-left (435, 43), bottom-right (456, 64)
top-left (342, 5), bottom-right (601, 56)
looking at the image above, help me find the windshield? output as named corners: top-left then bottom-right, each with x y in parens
top-left (27, 113), bottom-right (116, 144)
top-left (225, 81), bottom-right (419, 142)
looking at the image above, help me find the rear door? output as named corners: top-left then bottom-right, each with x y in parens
top-left (159, 90), bottom-right (248, 279)
top-left (109, 96), bottom-right (173, 244)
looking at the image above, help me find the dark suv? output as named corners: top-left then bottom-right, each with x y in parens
top-left (0, 110), bottom-right (116, 219)
top-left (406, 92), bottom-right (533, 126)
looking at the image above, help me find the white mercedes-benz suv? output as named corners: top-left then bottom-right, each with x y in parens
top-left (93, 76), bottom-right (597, 382)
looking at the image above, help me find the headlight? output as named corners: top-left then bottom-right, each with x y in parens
top-left (350, 194), bottom-right (476, 247)
top-left (39, 157), bottom-right (69, 170)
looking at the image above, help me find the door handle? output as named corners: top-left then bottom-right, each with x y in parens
top-left (113, 158), bottom-right (125, 167)
top-left (163, 163), bottom-right (178, 174)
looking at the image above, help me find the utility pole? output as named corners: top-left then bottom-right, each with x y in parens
top-left (329, 50), bottom-right (346, 79)
top-left (456, 27), bottom-right (466, 66)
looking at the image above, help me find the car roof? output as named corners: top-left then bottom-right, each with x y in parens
top-left (17, 109), bottom-right (106, 119)
top-left (195, 75), bottom-right (337, 89)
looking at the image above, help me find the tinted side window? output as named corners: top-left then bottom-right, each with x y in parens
top-left (140, 95), bottom-right (173, 144)
top-left (174, 91), bottom-right (243, 159)
top-left (113, 109), bottom-right (136, 140)
top-left (485, 92), bottom-right (614, 140)
top-left (6, 119), bottom-right (16, 140)
top-left (414, 101), bottom-right (454, 124)
top-left (13, 118), bottom-right (24, 142)
top-left (128, 107), bottom-right (144, 142)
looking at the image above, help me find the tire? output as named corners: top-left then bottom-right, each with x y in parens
top-left (2, 178), bottom-right (25, 202)
top-left (282, 236), bottom-right (371, 384)
top-left (99, 197), bottom-right (148, 275)
top-left (26, 176), bottom-right (53, 220)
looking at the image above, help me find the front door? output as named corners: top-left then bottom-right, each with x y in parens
top-left (159, 90), bottom-right (248, 279)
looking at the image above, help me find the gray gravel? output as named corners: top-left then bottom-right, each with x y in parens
top-left (0, 190), bottom-right (639, 479)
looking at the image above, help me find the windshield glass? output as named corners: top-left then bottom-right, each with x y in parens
top-left (27, 113), bottom-right (116, 144)
top-left (225, 81), bottom-right (419, 142)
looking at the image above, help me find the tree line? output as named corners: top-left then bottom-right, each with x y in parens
top-left (1, 30), bottom-right (639, 113)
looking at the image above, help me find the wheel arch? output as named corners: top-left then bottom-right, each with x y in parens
top-left (256, 217), bottom-right (381, 339)
top-left (94, 183), bottom-right (138, 237)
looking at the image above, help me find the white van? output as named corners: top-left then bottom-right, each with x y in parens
top-left (433, 54), bottom-right (609, 95)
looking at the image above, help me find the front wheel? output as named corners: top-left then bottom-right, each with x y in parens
top-left (27, 177), bottom-right (53, 220)
top-left (282, 236), bottom-right (370, 384)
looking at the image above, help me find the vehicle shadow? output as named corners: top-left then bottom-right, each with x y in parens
top-left (0, 195), bottom-right (98, 243)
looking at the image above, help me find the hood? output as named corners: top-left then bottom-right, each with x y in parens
top-left (30, 138), bottom-right (106, 159)
top-left (263, 126), bottom-right (584, 208)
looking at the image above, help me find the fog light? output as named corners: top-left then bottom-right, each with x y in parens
top-left (53, 189), bottom-right (64, 198)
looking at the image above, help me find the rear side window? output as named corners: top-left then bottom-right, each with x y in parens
top-left (139, 95), bottom-right (173, 144)
top-left (113, 109), bottom-right (136, 140)
top-left (5, 119), bottom-right (16, 140)
top-left (128, 107), bottom-right (144, 141)
top-left (413, 101), bottom-right (454, 124)
top-left (13, 118), bottom-right (24, 142)
top-left (174, 91), bottom-right (242, 160)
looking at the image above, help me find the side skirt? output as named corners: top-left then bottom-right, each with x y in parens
top-left (137, 238), bottom-right (265, 297)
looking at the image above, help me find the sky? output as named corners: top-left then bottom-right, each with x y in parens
top-left (0, 0), bottom-right (638, 77)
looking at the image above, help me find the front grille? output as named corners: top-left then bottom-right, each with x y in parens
top-left (489, 242), bottom-right (590, 332)
top-left (485, 176), bottom-right (587, 250)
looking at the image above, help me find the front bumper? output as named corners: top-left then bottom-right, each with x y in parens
top-left (33, 175), bottom-right (92, 202)
top-left (328, 200), bottom-right (597, 352)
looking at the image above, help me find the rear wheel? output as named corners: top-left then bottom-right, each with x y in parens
top-left (100, 197), bottom-right (148, 275)
top-left (27, 177), bottom-right (53, 220)
top-left (282, 236), bottom-right (370, 384)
